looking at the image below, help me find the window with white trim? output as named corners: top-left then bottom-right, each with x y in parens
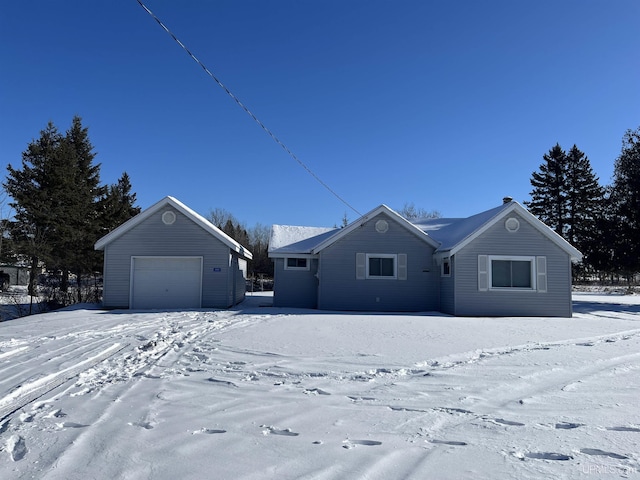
top-left (491, 257), bottom-right (533, 288)
top-left (367, 254), bottom-right (397, 279)
top-left (285, 257), bottom-right (309, 270)
top-left (478, 255), bottom-right (546, 292)
top-left (356, 253), bottom-right (407, 280)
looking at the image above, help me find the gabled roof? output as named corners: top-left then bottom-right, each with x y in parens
top-left (266, 201), bottom-right (582, 262)
top-left (268, 225), bottom-right (338, 256)
top-left (267, 205), bottom-right (440, 257)
top-left (311, 204), bottom-right (440, 253)
top-left (416, 201), bottom-right (582, 261)
top-left (94, 196), bottom-right (252, 259)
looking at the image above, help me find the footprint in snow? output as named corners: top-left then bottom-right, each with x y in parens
top-left (555, 422), bottom-right (582, 429)
top-left (193, 428), bottom-right (226, 435)
top-left (261, 425), bottom-right (299, 436)
top-left (56, 422), bottom-right (89, 429)
top-left (429, 439), bottom-right (468, 446)
top-left (494, 418), bottom-right (525, 426)
top-left (606, 426), bottom-right (640, 432)
top-left (56, 422), bottom-right (88, 429)
top-left (19, 412), bottom-right (34, 423)
top-left (347, 396), bottom-right (376, 402)
top-left (128, 421), bottom-right (154, 430)
top-left (46, 409), bottom-right (66, 419)
top-left (303, 388), bottom-right (331, 395)
top-left (580, 448), bottom-right (628, 459)
top-left (520, 451), bottom-right (573, 461)
top-left (342, 439), bottom-right (382, 449)
top-left (6, 435), bottom-right (27, 461)
top-left (206, 378), bottom-right (238, 388)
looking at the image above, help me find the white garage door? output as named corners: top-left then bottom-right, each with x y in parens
top-left (131, 257), bottom-right (202, 309)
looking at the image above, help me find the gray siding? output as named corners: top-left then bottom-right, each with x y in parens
top-left (453, 212), bottom-right (573, 317)
top-left (317, 213), bottom-right (439, 312)
top-left (233, 257), bottom-right (247, 305)
top-left (439, 255), bottom-right (455, 315)
top-left (272, 258), bottom-right (319, 309)
top-left (102, 206), bottom-right (241, 309)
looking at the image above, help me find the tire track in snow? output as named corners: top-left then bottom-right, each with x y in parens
top-left (0, 343), bottom-right (129, 422)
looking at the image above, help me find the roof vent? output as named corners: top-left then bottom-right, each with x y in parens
top-left (503, 196), bottom-right (513, 204)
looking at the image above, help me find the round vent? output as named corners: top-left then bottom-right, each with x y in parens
top-left (162, 211), bottom-right (176, 225)
top-left (505, 217), bottom-right (520, 232)
top-left (375, 219), bottom-right (389, 233)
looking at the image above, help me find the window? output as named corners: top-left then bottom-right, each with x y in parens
top-left (285, 257), bottom-right (309, 270)
top-left (491, 258), bottom-right (532, 288)
top-left (442, 258), bottom-right (451, 277)
top-left (356, 253), bottom-right (406, 280)
top-left (366, 254), bottom-right (397, 279)
top-left (478, 255), bottom-right (538, 291)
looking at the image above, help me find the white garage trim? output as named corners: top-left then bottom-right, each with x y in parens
top-left (130, 256), bottom-right (203, 309)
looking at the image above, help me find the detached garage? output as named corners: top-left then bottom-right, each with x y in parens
top-left (95, 196), bottom-right (252, 309)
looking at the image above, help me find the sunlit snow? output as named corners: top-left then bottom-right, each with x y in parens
top-left (1, 292), bottom-right (639, 479)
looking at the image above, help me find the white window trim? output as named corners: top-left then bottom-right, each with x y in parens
top-left (366, 253), bottom-right (397, 279)
top-left (284, 257), bottom-right (310, 271)
top-left (488, 255), bottom-right (536, 291)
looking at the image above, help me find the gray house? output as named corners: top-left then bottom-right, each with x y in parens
top-left (268, 200), bottom-right (582, 317)
top-left (95, 196), bottom-right (252, 309)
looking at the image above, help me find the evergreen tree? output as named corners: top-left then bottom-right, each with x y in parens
top-left (526, 143), bottom-right (608, 279)
top-left (564, 145), bottom-right (606, 278)
top-left (4, 117), bottom-right (138, 303)
top-left (54, 116), bottom-right (106, 295)
top-left (100, 172), bottom-right (141, 233)
top-left (609, 127), bottom-right (640, 279)
top-left (4, 121), bottom-right (63, 295)
top-left (526, 144), bottom-right (567, 236)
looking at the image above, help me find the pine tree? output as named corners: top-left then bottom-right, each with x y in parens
top-left (4, 117), bottom-right (133, 303)
top-left (526, 144), bottom-right (567, 236)
top-left (564, 145), bottom-right (606, 278)
top-left (609, 127), bottom-right (640, 279)
top-left (54, 116), bottom-right (106, 295)
top-left (526, 143), bottom-right (608, 279)
top-left (100, 172), bottom-right (141, 234)
top-left (4, 122), bottom-right (63, 295)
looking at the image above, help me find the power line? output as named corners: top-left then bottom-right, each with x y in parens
top-left (135, 0), bottom-right (362, 217)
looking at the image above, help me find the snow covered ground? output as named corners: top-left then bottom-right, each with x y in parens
top-left (1, 292), bottom-right (639, 479)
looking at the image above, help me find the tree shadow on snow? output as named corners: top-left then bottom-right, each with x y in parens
top-left (572, 298), bottom-right (640, 316)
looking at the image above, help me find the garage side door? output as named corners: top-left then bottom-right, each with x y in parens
top-left (131, 257), bottom-right (202, 309)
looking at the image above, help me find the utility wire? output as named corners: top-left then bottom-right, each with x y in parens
top-left (136, 0), bottom-right (362, 217)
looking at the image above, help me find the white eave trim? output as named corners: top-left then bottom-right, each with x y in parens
top-left (311, 204), bottom-right (440, 254)
top-left (446, 202), bottom-right (582, 262)
top-left (94, 196), bottom-right (253, 260)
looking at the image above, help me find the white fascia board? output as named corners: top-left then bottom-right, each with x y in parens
top-left (447, 202), bottom-right (582, 262)
top-left (311, 204), bottom-right (439, 254)
top-left (268, 253), bottom-right (318, 259)
top-left (94, 196), bottom-right (253, 260)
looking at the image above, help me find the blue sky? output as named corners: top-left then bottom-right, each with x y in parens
top-left (1, 1), bottom-right (638, 229)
